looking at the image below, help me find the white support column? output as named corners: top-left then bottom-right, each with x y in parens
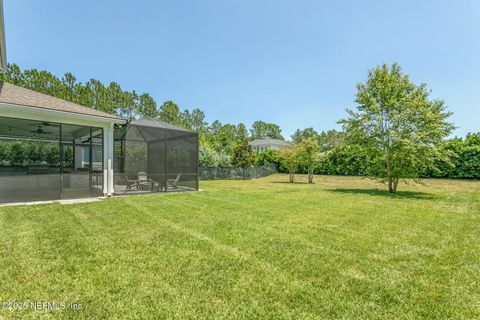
top-left (103, 122), bottom-right (115, 196)
top-left (103, 125), bottom-right (109, 195)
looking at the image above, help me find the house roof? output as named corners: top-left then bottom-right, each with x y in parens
top-left (250, 137), bottom-right (291, 146)
top-left (0, 81), bottom-right (124, 121)
top-left (130, 116), bottom-right (194, 132)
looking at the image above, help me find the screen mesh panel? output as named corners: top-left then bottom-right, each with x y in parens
top-left (114, 118), bottom-right (198, 194)
top-left (0, 116), bottom-right (103, 203)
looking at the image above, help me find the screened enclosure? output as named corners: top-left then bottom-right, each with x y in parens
top-left (0, 116), bottom-right (104, 203)
top-left (113, 117), bottom-right (198, 194)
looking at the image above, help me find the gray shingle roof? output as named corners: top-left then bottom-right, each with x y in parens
top-left (0, 81), bottom-right (124, 120)
top-left (130, 116), bottom-right (194, 132)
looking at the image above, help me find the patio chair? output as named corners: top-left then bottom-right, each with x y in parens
top-left (167, 172), bottom-right (182, 190)
top-left (137, 172), bottom-right (152, 190)
top-left (121, 174), bottom-right (138, 191)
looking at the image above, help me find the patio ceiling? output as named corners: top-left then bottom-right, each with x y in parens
top-left (0, 116), bottom-right (102, 143)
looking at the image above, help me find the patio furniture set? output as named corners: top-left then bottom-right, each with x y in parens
top-left (123, 172), bottom-right (182, 192)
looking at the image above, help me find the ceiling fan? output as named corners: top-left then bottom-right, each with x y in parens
top-left (30, 121), bottom-right (58, 127)
top-left (30, 125), bottom-right (53, 135)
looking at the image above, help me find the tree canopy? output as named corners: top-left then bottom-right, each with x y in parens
top-left (291, 128), bottom-right (343, 150)
top-left (250, 121), bottom-right (284, 140)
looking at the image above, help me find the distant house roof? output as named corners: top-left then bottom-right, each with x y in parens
top-left (250, 138), bottom-right (290, 147)
top-left (130, 116), bottom-right (194, 132)
top-left (0, 81), bottom-right (124, 121)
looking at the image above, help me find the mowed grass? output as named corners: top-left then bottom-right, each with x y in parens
top-left (0, 175), bottom-right (479, 319)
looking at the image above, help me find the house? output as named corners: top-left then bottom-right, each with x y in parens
top-left (250, 137), bottom-right (290, 152)
top-left (0, 83), bottom-right (199, 203)
top-left (0, 82), bottom-right (124, 203)
top-left (0, 1), bottom-right (198, 204)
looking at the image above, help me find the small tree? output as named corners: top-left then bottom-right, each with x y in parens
top-left (339, 63), bottom-right (454, 193)
top-left (255, 149), bottom-right (281, 168)
top-left (298, 137), bottom-right (321, 183)
top-left (199, 145), bottom-right (218, 167)
top-left (279, 145), bottom-right (301, 183)
top-left (232, 139), bottom-right (255, 169)
top-left (217, 151), bottom-right (232, 167)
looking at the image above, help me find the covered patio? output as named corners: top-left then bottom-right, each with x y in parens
top-left (0, 82), bottom-right (123, 203)
top-left (113, 117), bottom-right (199, 195)
top-left (0, 82), bottom-right (199, 204)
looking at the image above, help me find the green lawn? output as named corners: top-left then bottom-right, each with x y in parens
top-left (0, 175), bottom-right (479, 319)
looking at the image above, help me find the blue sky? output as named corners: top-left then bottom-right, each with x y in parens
top-left (4, 0), bottom-right (480, 138)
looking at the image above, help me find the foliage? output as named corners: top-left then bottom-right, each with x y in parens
top-left (339, 63), bottom-right (455, 192)
top-left (278, 144), bottom-right (301, 182)
top-left (297, 137), bottom-right (321, 183)
top-left (167, 148), bottom-right (192, 172)
top-left (291, 127), bottom-right (318, 143)
top-left (199, 145), bottom-right (232, 168)
top-left (426, 133), bottom-right (480, 179)
top-left (0, 142), bottom-right (6, 164)
top-left (255, 149), bottom-right (282, 168)
top-left (3, 63), bottom-right (477, 181)
top-left (249, 120), bottom-right (284, 140)
top-left (316, 144), bottom-right (367, 176)
top-left (157, 101), bottom-right (182, 126)
top-left (0, 63), bottom-right (284, 159)
top-left (9, 141), bottom-right (27, 166)
top-left (203, 121), bottom-right (252, 156)
top-left (231, 139), bottom-right (255, 168)
top-left (216, 151), bottom-right (233, 168)
top-left (0, 140), bottom-right (61, 167)
top-left (199, 146), bottom-right (218, 167)
top-left (125, 144), bottom-right (147, 174)
top-left (291, 128), bottom-right (344, 150)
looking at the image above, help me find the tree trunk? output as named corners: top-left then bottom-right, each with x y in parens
top-left (386, 155), bottom-right (395, 193)
top-left (393, 178), bottom-right (399, 193)
top-left (308, 166), bottom-right (314, 183)
top-left (388, 179), bottom-right (394, 193)
top-left (289, 170), bottom-right (294, 183)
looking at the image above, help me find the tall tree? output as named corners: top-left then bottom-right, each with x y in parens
top-left (250, 120), bottom-right (284, 140)
top-left (317, 130), bottom-right (344, 150)
top-left (158, 101), bottom-right (182, 126)
top-left (339, 63), bottom-right (454, 193)
top-left (138, 93), bottom-right (158, 118)
top-left (291, 128), bottom-right (319, 143)
top-left (182, 108), bottom-right (207, 133)
top-left (236, 123), bottom-right (249, 141)
top-left (217, 124), bottom-right (239, 155)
